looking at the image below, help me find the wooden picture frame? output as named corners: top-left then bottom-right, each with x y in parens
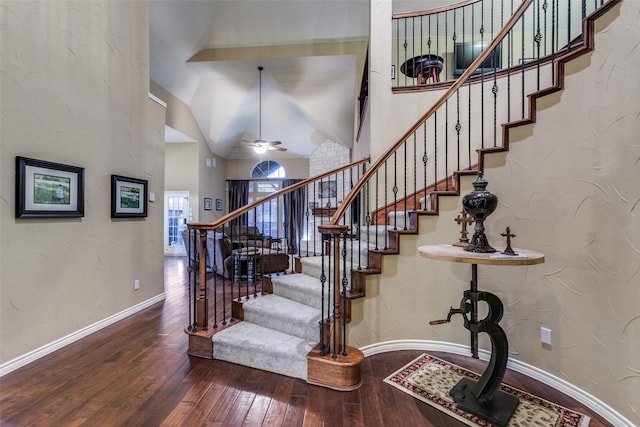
top-left (204, 197), bottom-right (212, 211)
top-left (15, 156), bottom-right (85, 218)
top-left (318, 180), bottom-right (337, 199)
top-left (111, 175), bottom-right (148, 218)
top-left (215, 198), bottom-right (223, 211)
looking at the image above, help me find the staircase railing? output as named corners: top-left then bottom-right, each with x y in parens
top-left (392, 0), bottom-right (608, 89)
top-left (319, 0), bottom-right (618, 364)
top-left (183, 157), bottom-right (369, 340)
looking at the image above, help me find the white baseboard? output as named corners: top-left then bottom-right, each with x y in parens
top-left (0, 293), bottom-right (166, 377)
top-left (360, 339), bottom-right (634, 427)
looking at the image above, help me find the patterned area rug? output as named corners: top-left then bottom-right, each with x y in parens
top-left (384, 353), bottom-right (590, 427)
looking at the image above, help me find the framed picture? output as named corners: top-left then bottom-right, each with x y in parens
top-left (15, 156), bottom-right (85, 218)
top-left (215, 198), bottom-right (223, 211)
top-left (391, 65), bottom-right (396, 79)
top-left (204, 197), bottom-right (212, 211)
top-left (318, 180), bottom-right (337, 199)
top-left (111, 175), bottom-right (148, 218)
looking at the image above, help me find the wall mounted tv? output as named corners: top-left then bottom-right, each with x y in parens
top-left (453, 41), bottom-right (502, 76)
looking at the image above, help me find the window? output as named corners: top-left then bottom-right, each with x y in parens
top-left (248, 161), bottom-right (285, 238)
top-left (251, 160), bottom-right (285, 178)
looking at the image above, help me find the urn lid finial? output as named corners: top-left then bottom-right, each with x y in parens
top-left (472, 172), bottom-right (488, 191)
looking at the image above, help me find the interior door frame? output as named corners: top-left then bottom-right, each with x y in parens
top-left (164, 191), bottom-right (190, 256)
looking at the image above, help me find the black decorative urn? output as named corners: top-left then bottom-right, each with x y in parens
top-left (461, 172), bottom-right (498, 253)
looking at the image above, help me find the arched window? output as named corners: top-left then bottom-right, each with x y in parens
top-left (248, 161), bottom-right (285, 237)
top-left (251, 160), bottom-right (285, 178)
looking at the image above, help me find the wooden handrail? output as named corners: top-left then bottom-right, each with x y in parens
top-left (392, 0), bottom-right (482, 19)
top-left (328, 0), bottom-right (534, 226)
top-left (187, 156), bottom-right (370, 231)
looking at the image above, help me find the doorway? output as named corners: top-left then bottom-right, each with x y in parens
top-left (164, 191), bottom-right (190, 256)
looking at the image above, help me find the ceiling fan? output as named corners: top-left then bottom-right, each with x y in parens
top-left (241, 66), bottom-right (287, 154)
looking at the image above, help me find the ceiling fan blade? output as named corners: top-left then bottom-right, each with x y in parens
top-left (268, 146), bottom-right (287, 151)
top-left (266, 140), bottom-right (282, 146)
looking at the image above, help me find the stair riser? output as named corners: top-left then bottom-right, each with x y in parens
top-left (213, 343), bottom-right (309, 380)
top-left (298, 260), bottom-right (353, 292)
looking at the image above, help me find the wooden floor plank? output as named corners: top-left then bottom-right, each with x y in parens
top-left (0, 257), bottom-right (615, 427)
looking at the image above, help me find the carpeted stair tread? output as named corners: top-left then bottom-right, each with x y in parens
top-left (295, 257), bottom-right (359, 292)
top-left (213, 321), bottom-right (313, 380)
top-left (270, 273), bottom-right (325, 308)
top-left (243, 294), bottom-right (321, 342)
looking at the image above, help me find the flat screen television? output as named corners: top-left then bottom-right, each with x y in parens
top-left (453, 41), bottom-right (502, 76)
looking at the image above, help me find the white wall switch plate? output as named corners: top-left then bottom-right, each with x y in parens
top-left (541, 327), bottom-right (552, 345)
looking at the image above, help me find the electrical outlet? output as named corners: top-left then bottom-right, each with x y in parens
top-left (541, 327), bottom-right (552, 345)
top-left (134, 279), bottom-right (140, 290)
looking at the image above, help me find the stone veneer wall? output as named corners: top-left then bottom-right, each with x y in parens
top-left (306, 140), bottom-right (351, 241)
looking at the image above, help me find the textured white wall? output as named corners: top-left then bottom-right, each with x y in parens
top-left (355, 1), bottom-right (639, 424)
top-left (0, 1), bottom-right (165, 363)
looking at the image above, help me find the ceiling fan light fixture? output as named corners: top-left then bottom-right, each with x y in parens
top-left (253, 144), bottom-right (268, 154)
top-left (240, 66), bottom-right (287, 155)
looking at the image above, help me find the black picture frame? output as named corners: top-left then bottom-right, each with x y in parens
top-left (204, 197), bottom-right (212, 211)
top-left (111, 175), bottom-right (148, 218)
top-left (215, 199), bottom-right (223, 211)
top-left (318, 180), bottom-right (337, 198)
top-left (15, 156), bottom-right (85, 218)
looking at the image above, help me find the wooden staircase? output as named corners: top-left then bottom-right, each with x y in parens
top-left (185, 0), bottom-right (623, 394)
top-left (345, 0), bottom-right (621, 314)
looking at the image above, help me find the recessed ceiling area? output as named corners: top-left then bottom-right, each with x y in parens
top-left (149, 1), bottom-right (449, 159)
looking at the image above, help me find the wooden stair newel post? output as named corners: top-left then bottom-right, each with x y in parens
top-left (330, 231), bottom-right (343, 354)
top-left (196, 230), bottom-right (208, 329)
top-left (308, 224), bottom-right (364, 391)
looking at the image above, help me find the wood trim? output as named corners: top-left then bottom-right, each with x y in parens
top-left (306, 345), bottom-right (364, 391)
top-left (311, 207), bottom-right (337, 216)
top-left (392, 0), bottom-right (482, 19)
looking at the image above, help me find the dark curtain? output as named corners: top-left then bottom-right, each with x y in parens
top-left (282, 179), bottom-right (305, 254)
top-left (227, 180), bottom-right (249, 226)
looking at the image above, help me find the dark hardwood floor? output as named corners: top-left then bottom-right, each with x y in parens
top-left (0, 257), bottom-right (612, 426)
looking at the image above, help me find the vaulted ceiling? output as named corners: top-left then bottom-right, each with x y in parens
top-left (149, 1), bottom-right (448, 159)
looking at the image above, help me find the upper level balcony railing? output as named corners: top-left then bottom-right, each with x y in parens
top-left (392, 0), bottom-right (607, 89)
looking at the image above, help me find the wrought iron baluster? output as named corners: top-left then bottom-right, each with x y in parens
top-left (393, 152), bottom-right (398, 231)
top-left (434, 111), bottom-right (438, 189)
top-left (320, 236), bottom-right (327, 355)
top-left (374, 170), bottom-right (379, 250)
top-left (423, 122), bottom-right (428, 210)
top-left (412, 133), bottom-right (417, 215)
top-left (341, 232), bottom-right (348, 356)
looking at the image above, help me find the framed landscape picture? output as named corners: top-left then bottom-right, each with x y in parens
top-left (111, 175), bottom-right (148, 218)
top-left (15, 156), bottom-right (85, 218)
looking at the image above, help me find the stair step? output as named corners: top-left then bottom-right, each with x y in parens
top-left (243, 294), bottom-right (321, 342)
top-left (297, 256), bottom-right (362, 291)
top-left (213, 322), bottom-right (314, 380)
top-left (271, 272), bottom-right (324, 308)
